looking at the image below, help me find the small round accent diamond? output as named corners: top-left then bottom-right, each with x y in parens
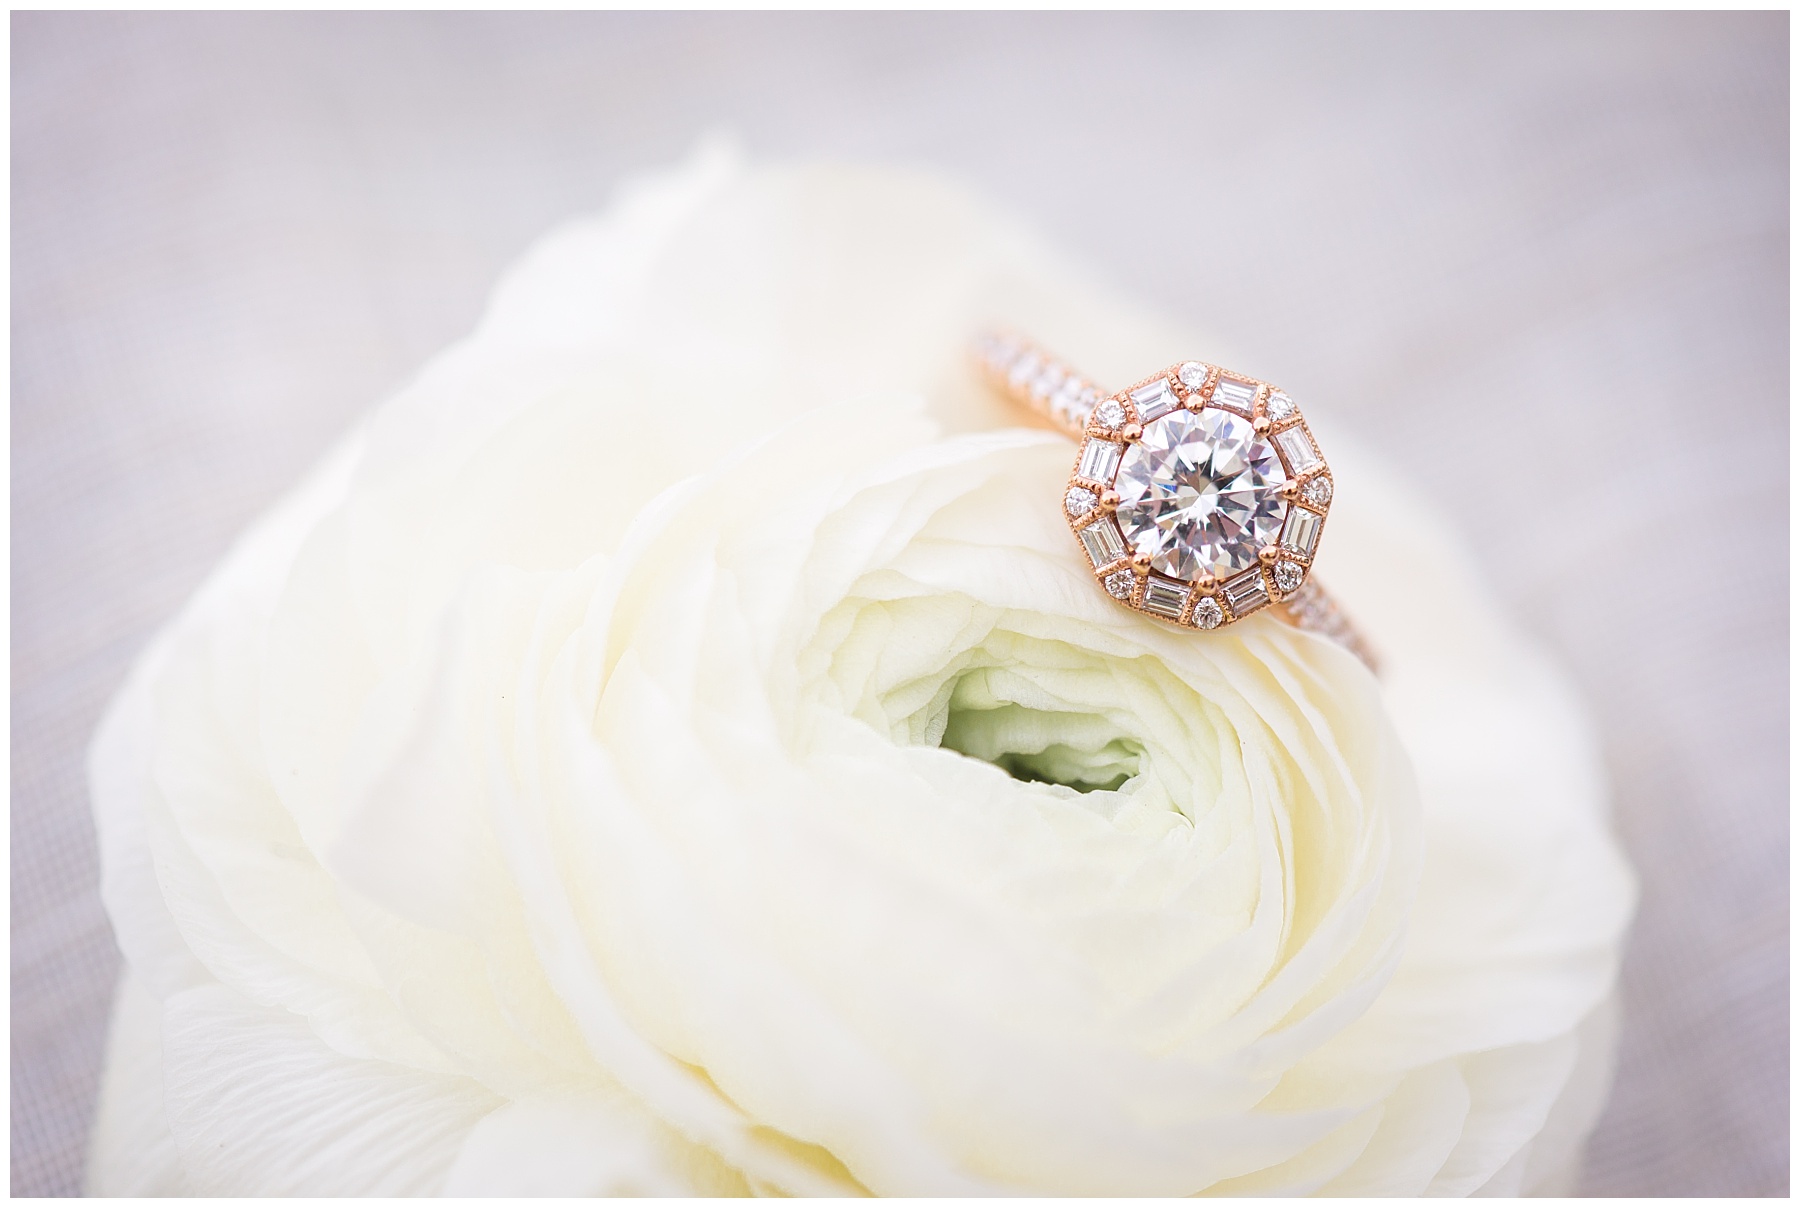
top-left (1178, 361), bottom-right (1210, 390)
top-left (1266, 392), bottom-right (1296, 421)
top-left (1273, 560), bottom-right (1306, 594)
top-left (1301, 475), bottom-right (1333, 506)
top-left (1190, 596), bottom-right (1225, 629)
top-left (1094, 399), bottom-right (1126, 429)
top-left (1064, 486), bottom-right (1097, 517)
top-left (1104, 569), bottom-right (1136, 600)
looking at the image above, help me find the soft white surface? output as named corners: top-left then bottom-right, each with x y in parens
top-left (77, 150), bottom-right (1633, 1195)
top-left (11, 12), bottom-right (1785, 1197)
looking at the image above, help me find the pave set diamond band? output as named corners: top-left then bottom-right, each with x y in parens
top-left (976, 331), bottom-right (1377, 671)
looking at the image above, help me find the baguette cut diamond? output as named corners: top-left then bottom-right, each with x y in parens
top-left (1275, 426), bottom-right (1322, 474)
top-left (1078, 517), bottom-right (1126, 568)
top-left (1129, 379), bottom-right (1179, 422)
top-left (1112, 408), bottom-right (1290, 580)
top-left (1078, 439), bottom-right (1123, 483)
top-left (1213, 377), bottom-right (1257, 412)
top-left (1281, 506), bottom-right (1322, 556)
top-left (1142, 577), bottom-right (1190, 619)
top-left (1223, 568), bottom-right (1270, 616)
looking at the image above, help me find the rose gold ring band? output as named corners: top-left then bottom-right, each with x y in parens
top-left (975, 332), bottom-right (1379, 672)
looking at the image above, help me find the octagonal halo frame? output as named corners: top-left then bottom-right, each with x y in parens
top-left (1060, 360), bottom-right (1335, 631)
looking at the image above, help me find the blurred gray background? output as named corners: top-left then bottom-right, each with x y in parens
top-left (12, 12), bottom-right (1786, 1196)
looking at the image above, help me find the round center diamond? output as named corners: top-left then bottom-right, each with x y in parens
top-left (1113, 408), bottom-right (1289, 580)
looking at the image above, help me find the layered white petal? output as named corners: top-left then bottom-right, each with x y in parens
top-left (86, 146), bottom-right (1633, 1197)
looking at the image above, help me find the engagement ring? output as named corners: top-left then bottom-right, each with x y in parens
top-left (976, 331), bottom-right (1377, 670)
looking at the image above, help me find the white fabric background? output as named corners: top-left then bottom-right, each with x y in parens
top-left (11, 12), bottom-right (1786, 1197)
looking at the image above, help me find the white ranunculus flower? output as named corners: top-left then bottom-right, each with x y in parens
top-left (85, 144), bottom-right (1634, 1196)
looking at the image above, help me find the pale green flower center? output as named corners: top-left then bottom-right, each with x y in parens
top-left (939, 674), bottom-right (1142, 794)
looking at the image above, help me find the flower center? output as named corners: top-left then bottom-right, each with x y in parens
top-left (939, 673), bottom-right (1142, 794)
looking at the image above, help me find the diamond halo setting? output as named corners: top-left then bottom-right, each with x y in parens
top-left (1065, 359), bottom-right (1332, 630)
top-left (977, 335), bottom-right (1343, 639)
